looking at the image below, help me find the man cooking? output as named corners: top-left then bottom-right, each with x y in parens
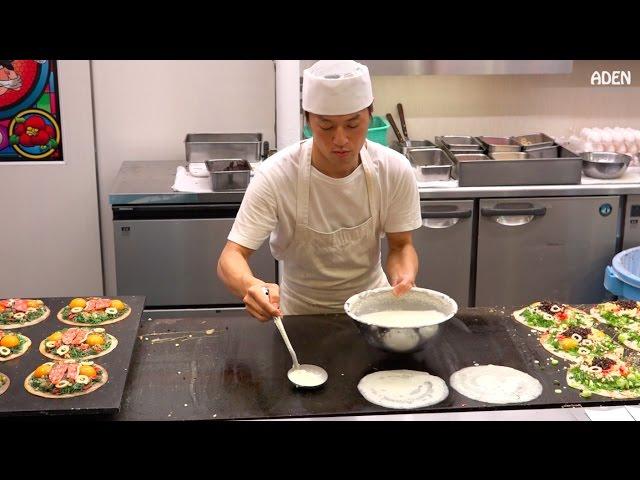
top-left (217, 60), bottom-right (422, 321)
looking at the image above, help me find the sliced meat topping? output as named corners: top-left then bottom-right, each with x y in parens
top-left (12, 300), bottom-right (28, 312)
top-left (66, 364), bottom-right (79, 382)
top-left (48, 363), bottom-right (68, 384)
top-left (62, 328), bottom-right (80, 345)
top-left (72, 329), bottom-right (90, 345)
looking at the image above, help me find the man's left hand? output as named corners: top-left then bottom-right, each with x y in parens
top-left (391, 273), bottom-right (415, 297)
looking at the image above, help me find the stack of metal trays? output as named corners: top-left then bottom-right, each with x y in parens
top-left (435, 133), bottom-right (582, 187)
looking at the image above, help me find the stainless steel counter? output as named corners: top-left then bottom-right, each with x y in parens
top-left (109, 161), bottom-right (246, 205)
top-left (109, 161), bottom-right (640, 205)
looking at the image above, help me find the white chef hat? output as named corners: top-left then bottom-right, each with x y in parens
top-left (302, 60), bottom-right (373, 115)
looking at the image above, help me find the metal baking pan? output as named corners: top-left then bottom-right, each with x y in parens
top-left (489, 152), bottom-right (529, 160)
top-left (408, 148), bottom-right (453, 181)
top-left (451, 146), bottom-right (582, 187)
top-left (454, 153), bottom-right (492, 161)
top-left (205, 159), bottom-right (252, 191)
top-left (524, 145), bottom-right (560, 158)
top-left (185, 133), bottom-right (264, 165)
top-left (510, 133), bottom-right (555, 150)
top-left (436, 135), bottom-right (483, 152)
top-left (390, 140), bottom-right (437, 156)
top-left (476, 136), bottom-right (522, 153)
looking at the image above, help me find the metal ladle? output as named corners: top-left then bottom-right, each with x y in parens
top-left (263, 288), bottom-right (328, 388)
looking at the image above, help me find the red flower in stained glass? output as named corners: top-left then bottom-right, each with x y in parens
top-left (14, 115), bottom-right (55, 146)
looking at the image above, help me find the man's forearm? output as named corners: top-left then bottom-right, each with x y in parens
top-left (386, 243), bottom-right (418, 283)
top-left (217, 247), bottom-right (265, 299)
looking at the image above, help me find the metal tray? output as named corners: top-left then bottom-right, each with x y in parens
top-left (525, 145), bottom-right (561, 158)
top-left (205, 159), bottom-right (252, 191)
top-left (454, 153), bottom-right (492, 161)
top-left (489, 152), bottom-right (529, 160)
top-left (390, 140), bottom-right (437, 156)
top-left (0, 296), bottom-right (145, 417)
top-left (510, 133), bottom-right (555, 150)
top-left (476, 136), bottom-right (522, 152)
top-left (445, 145), bottom-right (582, 187)
top-left (185, 133), bottom-right (264, 165)
top-left (408, 148), bottom-right (453, 181)
top-left (436, 135), bottom-right (483, 152)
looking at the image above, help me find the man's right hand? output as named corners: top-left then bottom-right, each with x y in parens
top-left (243, 282), bottom-right (282, 322)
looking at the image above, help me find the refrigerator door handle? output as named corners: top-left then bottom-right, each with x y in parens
top-left (421, 208), bottom-right (472, 229)
top-left (422, 209), bottom-right (473, 219)
top-left (481, 204), bottom-right (546, 226)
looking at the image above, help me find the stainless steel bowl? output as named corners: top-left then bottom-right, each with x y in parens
top-left (581, 152), bottom-right (631, 179)
top-left (344, 287), bottom-right (457, 354)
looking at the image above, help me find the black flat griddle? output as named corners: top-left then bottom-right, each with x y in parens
top-left (112, 307), bottom-right (640, 421)
top-left (0, 296), bottom-right (144, 416)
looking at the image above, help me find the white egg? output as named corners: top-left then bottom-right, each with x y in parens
top-left (583, 141), bottom-right (594, 152)
top-left (592, 143), bottom-right (603, 152)
top-left (589, 130), bottom-right (602, 143)
top-left (613, 131), bottom-right (624, 145)
top-left (601, 131), bottom-right (613, 144)
top-left (580, 128), bottom-right (591, 138)
top-left (617, 144), bottom-right (627, 154)
top-left (625, 129), bottom-right (636, 144)
top-left (606, 144), bottom-right (617, 152)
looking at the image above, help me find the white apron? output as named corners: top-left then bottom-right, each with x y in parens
top-left (279, 140), bottom-right (389, 315)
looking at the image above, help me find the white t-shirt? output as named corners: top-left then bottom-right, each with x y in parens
top-left (228, 139), bottom-right (422, 259)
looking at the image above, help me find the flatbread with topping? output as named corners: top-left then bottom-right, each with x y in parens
top-left (0, 372), bottom-right (9, 396)
top-left (0, 331), bottom-right (31, 361)
top-left (58, 297), bottom-right (131, 326)
top-left (590, 300), bottom-right (640, 331)
top-left (0, 298), bottom-right (49, 329)
top-left (567, 356), bottom-right (640, 399)
top-left (24, 360), bottom-right (108, 399)
top-left (39, 327), bottom-right (118, 360)
top-left (540, 325), bottom-right (623, 362)
top-left (513, 301), bottom-right (594, 332)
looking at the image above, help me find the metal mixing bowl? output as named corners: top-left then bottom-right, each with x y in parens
top-left (581, 152), bottom-right (631, 179)
top-left (344, 287), bottom-right (458, 354)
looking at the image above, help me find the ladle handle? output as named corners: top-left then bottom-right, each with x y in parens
top-left (274, 316), bottom-right (300, 369)
top-left (263, 287), bottom-right (300, 369)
